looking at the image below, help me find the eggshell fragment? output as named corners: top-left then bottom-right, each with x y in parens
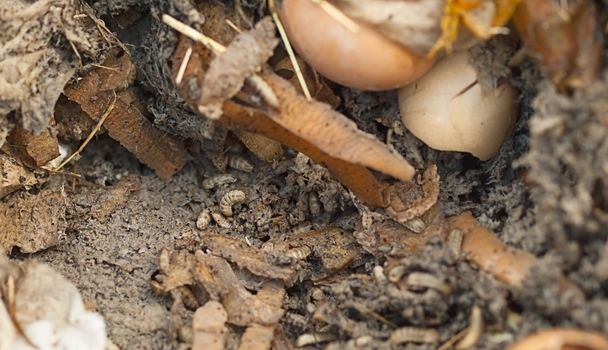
top-left (398, 51), bottom-right (517, 160)
top-left (278, 0), bottom-right (434, 91)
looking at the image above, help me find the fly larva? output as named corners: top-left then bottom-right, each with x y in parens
top-left (405, 272), bottom-right (451, 295)
top-left (285, 245), bottom-right (312, 260)
top-left (389, 327), bottom-right (439, 345)
top-left (202, 174), bottom-right (238, 190)
top-left (387, 265), bottom-right (407, 283)
top-left (196, 209), bottom-right (211, 230)
top-left (404, 218), bottom-right (426, 233)
top-left (296, 333), bottom-right (336, 347)
top-left (219, 189), bottom-right (247, 217)
top-left (447, 228), bottom-right (464, 260)
top-left (246, 74), bottom-right (279, 109)
top-left (211, 211), bottom-right (232, 228)
top-left (228, 155), bottom-right (254, 172)
top-left (308, 191), bottom-right (322, 216)
top-left (373, 265), bottom-right (387, 285)
top-left (158, 248), bottom-right (171, 273)
top-left (455, 306), bottom-right (483, 350)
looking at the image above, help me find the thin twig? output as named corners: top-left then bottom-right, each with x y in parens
top-left (162, 14), bottom-right (226, 54)
top-left (225, 19), bottom-right (243, 33)
top-left (269, 8), bottom-right (312, 100)
top-left (55, 92), bottom-right (117, 171)
top-left (312, 0), bottom-right (359, 33)
top-left (175, 46), bottom-right (192, 85)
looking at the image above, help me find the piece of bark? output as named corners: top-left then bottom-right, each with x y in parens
top-left (7, 127), bottom-right (59, 167)
top-left (63, 50), bottom-right (189, 179)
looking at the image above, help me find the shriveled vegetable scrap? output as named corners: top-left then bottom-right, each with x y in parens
top-left (164, 15), bottom-right (418, 207)
top-left (513, 0), bottom-right (603, 90)
top-left (449, 212), bottom-right (583, 301)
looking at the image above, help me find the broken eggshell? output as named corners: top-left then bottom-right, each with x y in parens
top-left (278, 0), bottom-right (434, 91)
top-left (398, 51), bottom-right (517, 160)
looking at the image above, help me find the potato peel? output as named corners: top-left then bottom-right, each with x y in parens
top-left (507, 328), bottom-right (608, 350)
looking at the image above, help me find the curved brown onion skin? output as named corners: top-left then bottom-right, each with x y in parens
top-left (278, 0), bottom-right (435, 91)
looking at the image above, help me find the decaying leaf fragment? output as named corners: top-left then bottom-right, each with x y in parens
top-left (194, 251), bottom-right (285, 327)
top-left (238, 323), bottom-right (276, 350)
top-left (90, 174), bottom-right (141, 222)
top-left (169, 19), bottom-right (412, 207)
top-left (200, 233), bottom-right (296, 284)
top-left (63, 50), bottom-right (189, 179)
top-left (0, 152), bottom-right (37, 199)
top-left (0, 186), bottom-right (68, 254)
top-left (199, 17), bottom-right (279, 119)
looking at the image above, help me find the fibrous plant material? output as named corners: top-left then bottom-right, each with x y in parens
top-left (513, 0), bottom-right (603, 90)
top-left (507, 328), bottom-right (608, 350)
top-left (63, 50), bottom-right (189, 179)
top-left (201, 233), bottom-right (296, 284)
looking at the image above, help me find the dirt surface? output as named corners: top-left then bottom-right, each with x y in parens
top-left (2, 0), bottom-right (608, 349)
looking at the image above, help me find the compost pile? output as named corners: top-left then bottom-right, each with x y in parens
top-left (1, 0), bottom-right (608, 349)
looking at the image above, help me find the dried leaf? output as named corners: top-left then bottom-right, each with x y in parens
top-left (6, 126), bottom-right (59, 167)
top-left (172, 35), bottom-right (388, 207)
top-left (261, 73), bottom-right (415, 182)
top-left (0, 152), bottom-right (37, 199)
